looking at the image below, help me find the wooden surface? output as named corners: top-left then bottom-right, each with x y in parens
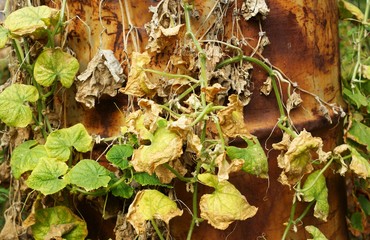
top-left (45, 0), bottom-right (348, 239)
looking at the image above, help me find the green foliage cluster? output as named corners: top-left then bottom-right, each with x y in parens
top-left (339, 0), bottom-right (370, 238)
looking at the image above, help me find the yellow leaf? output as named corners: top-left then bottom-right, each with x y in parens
top-left (198, 173), bottom-right (257, 230)
top-left (127, 190), bottom-right (183, 234)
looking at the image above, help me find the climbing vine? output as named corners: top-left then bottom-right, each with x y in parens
top-left (0, 0), bottom-right (368, 239)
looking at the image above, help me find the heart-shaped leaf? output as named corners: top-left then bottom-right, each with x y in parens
top-left (198, 173), bottom-right (258, 230)
top-left (32, 206), bottom-right (87, 240)
top-left (4, 6), bottom-right (59, 36)
top-left (226, 137), bottom-right (268, 178)
top-left (34, 48), bottom-right (79, 88)
top-left (26, 158), bottom-right (68, 195)
top-left (127, 189), bottom-right (183, 234)
top-left (45, 123), bottom-right (92, 161)
top-left (10, 140), bottom-right (47, 179)
top-left (64, 160), bottom-right (111, 191)
top-left (106, 144), bottom-right (133, 170)
top-left (302, 170), bottom-right (329, 221)
top-left (0, 84), bottom-right (39, 127)
top-left (131, 122), bottom-right (183, 174)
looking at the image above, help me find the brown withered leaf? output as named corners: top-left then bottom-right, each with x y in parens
top-left (202, 83), bottom-right (227, 103)
top-left (119, 52), bottom-right (151, 97)
top-left (241, 0), bottom-right (270, 21)
top-left (145, 0), bottom-right (183, 53)
top-left (274, 130), bottom-right (329, 186)
top-left (286, 91), bottom-right (303, 114)
top-left (217, 94), bottom-right (251, 138)
top-left (155, 159), bottom-right (187, 183)
top-left (260, 76), bottom-right (272, 96)
top-left (76, 50), bottom-right (124, 108)
top-left (212, 144), bottom-right (243, 181)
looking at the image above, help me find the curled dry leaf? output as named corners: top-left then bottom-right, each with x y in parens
top-left (202, 83), bottom-right (227, 103)
top-left (286, 91), bottom-right (303, 114)
top-left (241, 0), bottom-right (270, 21)
top-left (76, 50), bottom-right (125, 108)
top-left (260, 76), bottom-right (272, 96)
top-left (145, 0), bottom-right (183, 52)
top-left (198, 173), bottom-right (258, 230)
top-left (119, 51), bottom-right (151, 97)
top-left (127, 189), bottom-right (183, 234)
top-left (217, 94), bottom-right (251, 138)
top-left (333, 144), bottom-right (350, 176)
top-left (273, 130), bottom-right (329, 186)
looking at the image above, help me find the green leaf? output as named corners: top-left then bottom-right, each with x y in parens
top-left (358, 195), bottom-right (370, 216)
top-left (350, 212), bottom-right (363, 231)
top-left (34, 48), bottom-right (79, 88)
top-left (347, 120), bottom-right (370, 152)
top-left (45, 123), bottom-right (92, 161)
top-left (32, 206), bottom-right (87, 240)
top-left (106, 144), bottom-right (133, 170)
top-left (305, 225), bottom-right (328, 240)
top-left (198, 173), bottom-right (258, 230)
top-left (127, 189), bottom-right (183, 234)
top-left (4, 6), bottom-right (59, 36)
top-left (0, 27), bottom-right (9, 48)
top-left (338, 0), bottom-right (364, 21)
top-left (343, 88), bottom-right (368, 109)
top-left (349, 146), bottom-right (370, 179)
top-left (226, 137), bottom-right (268, 178)
top-left (0, 84), bottom-right (39, 127)
top-left (64, 160), bottom-right (111, 191)
top-left (10, 140), bottom-right (47, 179)
top-left (26, 158), bottom-right (68, 195)
top-left (133, 172), bottom-right (171, 187)
top-left (302, 170), bottom-right (329, 221)
top-left (109, 175), bottom-right (134, 199)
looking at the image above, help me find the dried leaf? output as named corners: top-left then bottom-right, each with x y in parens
top-left (119, 52), bottom-right (151, 97)
top-left (349, 146), bottom-right (370, 179)
top-left (76, 50), bottom-right (125, 108)
top-left (260, 76), bottom-right (272, 96)
top-left (286, 91), bottom-right (303, 114)
top-left (131, 122), bottom-right (183, 174)
top-left (274, 130), bottom-right (329, 186)
top-left (339, 0), bottom-right (364, 21)
top-left (217, 94), bottom-right (251, 138)
top-left (154, 159), bottom-right (187, 183)
top-left (202, 83), bottom-right (227, 103)
top-left (305, 225), bottom-right (328, 240)
top-left (198, 173), bottom-right (258, 230)
top-left (127, 189), bottom-right (183, 234)
top-left (241, 0), bottom-right (270, 21)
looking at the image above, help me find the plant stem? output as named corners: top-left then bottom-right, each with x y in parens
top-left (164, 163), bottom-right (193, 182)
top-left (295, 157), bottom-right (334, 193)
top-left (186, 161), bottom-right (202, 240)
top-left (190, 103), bottom-right (214, 126)
top-left (282, 194), bottom-right (297, 240)
top-left (151, 219), bottom-right (165, 240)
top-left (213, 115), bottom-right (225, 149)
top-left (184, 2), bottom-right (208, 107)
